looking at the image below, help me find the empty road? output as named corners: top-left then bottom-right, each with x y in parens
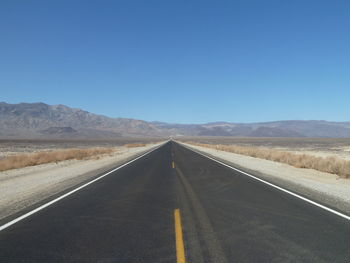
top-left (1, 141), bottom-right (350, 262)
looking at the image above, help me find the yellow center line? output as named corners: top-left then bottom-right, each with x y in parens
top-left (172, 161), bottom-right (175, 169)
top-left (174, 209), bottom-right (186, 263)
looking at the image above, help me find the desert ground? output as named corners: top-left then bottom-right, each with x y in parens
top-left (178, 137), bottom-right (350, 160)
top-left (0, 138), bottom-right (164, 159)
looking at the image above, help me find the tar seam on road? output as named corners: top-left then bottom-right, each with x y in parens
top-left (179, 142), bottom-right (350, 221)
top-left (0, 142), bottom-right (167, 232)
top-left (174, 209), bottom-right (186, 263)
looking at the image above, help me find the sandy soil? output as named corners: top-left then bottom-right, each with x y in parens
top-left (180, 137), bottom-right (350, 161)
top-left (0, 138), bottom-right (162, 159)
top-left (0, 143), bottom-right (162, 221)
top-left (180, 142), bottom-right (350, 214)
top-left (277, 148), bottom-right (350, 161)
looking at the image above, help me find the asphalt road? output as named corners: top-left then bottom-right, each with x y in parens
top-left (1, 141), bottom-right (350, 262)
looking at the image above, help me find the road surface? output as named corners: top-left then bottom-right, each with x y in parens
top-left (1, 141), bottom-right (350, 262)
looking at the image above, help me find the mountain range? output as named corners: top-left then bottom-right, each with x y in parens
top-left (1, 102), bottom-right (350, 138)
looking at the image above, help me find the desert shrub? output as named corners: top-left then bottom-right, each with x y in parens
top-left (187, 142), bottom-right (350, 178)
top-left (0, 147), bottom-right (115, 172)
top-left (124, 143), bottom-right (146, 148)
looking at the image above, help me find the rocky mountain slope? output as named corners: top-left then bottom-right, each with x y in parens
top-left (0, 102), bottom-right (160, 138)
top-left (1, 102), bottom-right (349, 138)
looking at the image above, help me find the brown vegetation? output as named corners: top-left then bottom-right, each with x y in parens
top-left (0, 147), bottom-right (115, 172)
top-left (187, 142), bottom-right (350, 178)
top-left (124, 143), bottom-right (147, 148)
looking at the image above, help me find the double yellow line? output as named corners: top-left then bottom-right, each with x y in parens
top-left (174, 209), bottom-right (185, 263)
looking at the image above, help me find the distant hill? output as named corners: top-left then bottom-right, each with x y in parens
top-left (152, 120), bottom-right (350, 138)
top-left (1, 102), bottom-right (350, 138)
top-left (40, 126), bottom-right (78, 135)
top-left (0, 102), bottom-right (160, 138)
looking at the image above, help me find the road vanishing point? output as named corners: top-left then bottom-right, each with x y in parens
top-left (1, 141), bottom-right (350, 262)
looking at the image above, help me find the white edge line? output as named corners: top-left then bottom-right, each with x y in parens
top-left (178, 142), bottom-right (350, 221)
top-left (0, 142), bottom-right (168, 232)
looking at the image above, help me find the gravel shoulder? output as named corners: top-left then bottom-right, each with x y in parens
top-left (0, 143), bottom-right (163, 221)
top-left (179, 142), bottom-right (350, 215)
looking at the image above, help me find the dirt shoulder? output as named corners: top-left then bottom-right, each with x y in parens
top-left (179, 141), bottom-right (350, 215)
top-left (0, 143), bottom-right (163, 221)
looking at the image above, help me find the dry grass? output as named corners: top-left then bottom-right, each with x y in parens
top-left (187, 142), bottom-right (350, 178)
top-left (124, 143), bottom-right (147, 148)
top-left (0, 147), bottom-right (115, 172)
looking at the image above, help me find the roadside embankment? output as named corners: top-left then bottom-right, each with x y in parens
top-left (179, 141), bottom-right (350, 214)
top-left (0, 142), bottom-right (163, 221)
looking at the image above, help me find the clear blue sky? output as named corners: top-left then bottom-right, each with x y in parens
top-left (1, 0), bottom-right (349, 123)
